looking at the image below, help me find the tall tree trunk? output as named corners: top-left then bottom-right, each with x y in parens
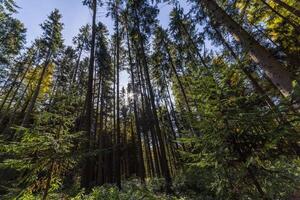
top-left (238, 0), bottom-right (251, 21)
top-left (135, 56), bottom-right (156, 177)
top-left (163, 97), bottom-right (179, 150)
top-left (211, 24), bottom-right (276, 105)
top-left (82, 0), bottom-right (97, 189)
top-left (179, 21), bottom-right (210, 70)
top-left (111, 46), bottom-right (116, 184)
top-left (114, 2), bottom-right (121, 188)
top-left (3, 62), bottom-right (31, 117)
top-left (137, 30), bottom-right (172, 192)
top-left (22, 51), bottom-right (52, 126)
top-left (271, 0), bottom-right (300, 18)
top-left (126, 25), bottom-right (145, 183)
top-left (136, 55), bottom-right (162, 177)
top-left (0, 68), bottom-right (23, 112)
top-left (95, 70), bottom-right (103, 185)
top-left (0, 66), bottom-right (37, 127)
top-left (42, 161), bottom-right (55, 200)
top-left (162, 70), bottom-right (186, 151)
top-left (199, 0), bottom-right (294, 97)
top-left (0, 74), bottom-right (13, 95)
top-left (72, 44), bottom-right (83, 84)
top-left (163, 38), bottom-right (192, 113)
top-left (260, 0), bottom-right (300, 33)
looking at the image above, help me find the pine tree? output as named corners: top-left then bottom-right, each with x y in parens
top-left (0, 0), bottom-right (299, 199)
top-left (21, 9), bottom-right (63, 126)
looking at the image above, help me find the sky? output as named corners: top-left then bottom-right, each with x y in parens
top-left (13, 0), bottom-right (186, 46)
top-left (13, 0), bottom-right (191, 87)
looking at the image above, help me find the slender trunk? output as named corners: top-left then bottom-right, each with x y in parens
top-left (0, 74), bottom-right (12, 95)
top-left (238, 0), bottom-right (251, 21)
top-left (95, 71), bottom-right (103, 185)
top-left (163, 73), bottom-right (186, 151)
top-left (48, 76), bottom-right (59, 106)
top-left (112, 42), bottom-right (117, 183)
top-left (271, 0), bottom-right (300, 18)
top-left (260, 0), bottom-right (300, 33)
top-left (157, 98), bottom-right (176, 174)
top-left (113, 2), bottom-right (121, 188)
top-left (163, 39), bottom-right (192, 113)
top-left (164, 98), bottom-right (178, 150)
top-left (123, 117), bottom-right (129, 178)
top-left (144, 129), bottom-right (155, 177)
top-left (97, 82), bottom-right (105, 185)
top-left (126, 25), bottom-right (145, 183)
top-left (22, 52), bottom-right (52, 126)
top-left (136, 55), bottom-right (162, 177)
top-left (1, 75), bottom-right (33, 132)
top-left (136, 57), bottom-right (156, 177)
top-left (137, 30), bottom-right (172, 192)
top-left (42, 161), bottom-right (55, 200)
top-left (211, 25), bottom-right (274, 102)
top-left (5, 61), bottom-right (33, 112)
top-left (0, 71), bottom-right (21, 112)
top-left (0, 68), bottom-right (32, 125)
top-left (178, 19), bottom-right (210, 71)
top-left (72, 44), bottom-right (83, 84)
top-left (200, 0), bottom-right (294, 97)
top-left (82, 0), bottom-right (97, 189)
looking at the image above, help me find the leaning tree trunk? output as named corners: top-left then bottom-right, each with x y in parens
top-left (71, 44), bottom-right (83, 84)
top-left (199, 0), bottom-right (294, 97)
top-left (210, 24), bottom-right (277, 106)
top-left (0, 66), bottom-right (23, 112)
top-left (271, 0), bottom-right (300, 18)
top-left (163, 38), bottom-right (192, 114)
top-left (21, 52), bottom-right (52, 126)
top-left (260, 0), bottom-right (300, 33)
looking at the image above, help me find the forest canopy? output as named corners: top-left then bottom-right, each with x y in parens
top-left (0, 0), bottom-right (299, 199)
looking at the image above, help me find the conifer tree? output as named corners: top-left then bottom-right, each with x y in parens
top-left (0, 0), bottom-right (299, 199)
top-left (21, 9), bottom-right (63, 126)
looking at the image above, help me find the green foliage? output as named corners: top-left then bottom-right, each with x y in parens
top-left (1, 1), bottom-right (300, 200)
top-left (176, 57), bottom-right (300, 199)
top-left (0, 93), bottom-right (82, 198)
top-left (0, 0), bottom-right (18, 13)
top-left (0, 0), bottom-right (26, 65)
top-left (40, 9), bottom-right (64, 53)
top-left (72, 180), bottom-right (187, 200)
top-left (12, 180), bottom-right (195, 200)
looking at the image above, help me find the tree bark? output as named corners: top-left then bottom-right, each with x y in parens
top-left (271, 0), bottom-right (300, 18)
top-left (200, 0), bottom-right (294, 97)
top-left (126, 25), bottom-right (146, 183)
top-left (82, 0), bottom-right (96, 189)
